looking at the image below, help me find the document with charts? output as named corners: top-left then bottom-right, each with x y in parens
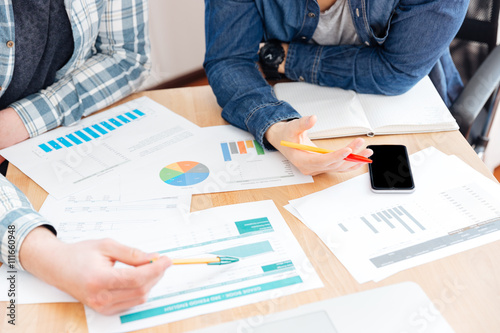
top-left (120, 125), bottom-right (313, 201)
top-left (274, 76), bottom-right (458, 139)
top-left (0, 97), bottom-right (200, 199)
top-left (85, 200), bottom-right (323, 333)
top-left (288, 147), bottom-right (500, 283)
top-left (0, 179), bottom-right (192, 304)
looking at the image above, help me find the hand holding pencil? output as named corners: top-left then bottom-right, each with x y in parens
top-left (280, 141), bottom-right (372, 163)
top-left (265, 116), bottom-right (373, 176)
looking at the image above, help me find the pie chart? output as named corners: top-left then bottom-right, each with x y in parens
top-left (160, 161), bottom-right (210, 186)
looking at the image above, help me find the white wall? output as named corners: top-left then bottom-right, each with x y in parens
top-left (142, 0), bottom-right (206, 89)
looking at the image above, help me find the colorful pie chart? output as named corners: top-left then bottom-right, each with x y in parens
top-left (160, 161), bottom-right (210, 186)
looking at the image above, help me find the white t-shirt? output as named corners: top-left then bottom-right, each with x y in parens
top-left (311, 0), bottom-right (361, 45)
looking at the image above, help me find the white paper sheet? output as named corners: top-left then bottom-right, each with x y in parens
top-left (289, 147), bottom-right (500, 283)
top-left (85, 200), bottom-right (324, 333)
top-left (0, 97), bottom-right (200, 199)
top-left (120, 125), bottom-right (313, 201)
top-left (0, 183), bottom-right (192, 304)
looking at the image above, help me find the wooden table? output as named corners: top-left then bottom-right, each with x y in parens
top-left (1, 86), bottom-right (499, 333)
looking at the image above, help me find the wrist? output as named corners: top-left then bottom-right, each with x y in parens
top-left (19, 227), bottom-right (61, 274)
top-left (278, 43), bottom-right (289, 74)
top-left (0, 107), bottom-right (30, 149)
top-left (265, 120), bottom-right (288, 148)
top-left (259, 40), bottom-right (287, 80)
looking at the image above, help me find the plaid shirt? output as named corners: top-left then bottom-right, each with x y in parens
top-left (0, 0), bottom-right (150, 270)
top-left (1, 0), bottom-right (151, 137)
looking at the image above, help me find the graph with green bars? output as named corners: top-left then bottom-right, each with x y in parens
top-left (220, 140), bottom-right (265, 162)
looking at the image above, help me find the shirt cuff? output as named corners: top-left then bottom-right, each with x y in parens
top-left (244, 101), bottom-right (301, 150)
top-left (10, 93), bottom-right (61, 138)
top-left (285, 43), bottom-right (322, 84)
top-left (1, 207), bottom-right (56, 271)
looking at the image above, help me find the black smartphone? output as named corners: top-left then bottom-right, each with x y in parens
top-left (367, 145), bottom-right (415, 193)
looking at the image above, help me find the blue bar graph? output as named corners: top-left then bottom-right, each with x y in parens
top-left (92, 124), bottom-right (108, 135)
top-left (66, 133), bottom-right (82, 145)
top-left (57, 137), bottom-right (73, 148)
top-left (83, 127), bottom-right (100, 138)
top-left (220, 143), bottom-right (231, 161)
top-left (125, 112), bottom-right (138, 120)
top-left (48, 140), bottom-right (62, 150)
top-left (117, 115), bottom-right (130, 123)
top-left (38, 144), bottom-right (52, 152)
top-left (75, 130), bottom-right (91, 142)
top-left (108, 118), bottom-right (123, 127)
top-left (100, 121), bottom-right (115, 131)
top-left (38, 109), bottom-right (146, 153)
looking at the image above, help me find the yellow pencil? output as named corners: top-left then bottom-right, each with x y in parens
top-left (280, 140), bottom-right (372, 163)
top-left (150, 256), bottom-right (239, 266)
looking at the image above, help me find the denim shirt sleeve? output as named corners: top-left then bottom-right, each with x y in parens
top-left (0, 175), bottom-right (56, 271)
top-left (10, 0), bottom-right (150, 138)
top-left (204, 0), bottom-right (301, 149)
top-left (286, 0), bottom-right (468, 96)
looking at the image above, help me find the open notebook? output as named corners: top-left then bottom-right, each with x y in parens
top-left (274, 76), bottom-right (459, 139)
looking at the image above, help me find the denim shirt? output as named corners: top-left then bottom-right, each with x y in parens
top-left (204, 0), bottom-right (468, 149)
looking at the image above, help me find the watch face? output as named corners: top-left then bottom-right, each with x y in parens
top-left (260, 42), bottom-right (285, 68)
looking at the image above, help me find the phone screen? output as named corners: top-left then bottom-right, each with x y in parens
top-left (367, 145), bottom-right (415, 192)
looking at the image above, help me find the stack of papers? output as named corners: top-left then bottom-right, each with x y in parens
top-left (0, 97), bottom-right (319, 333)
top-left (0, 97), bottom-right (312, 200)
top-left (120, 125), bottom-right (313, 201)
top-left (85, 200), bottom-right (323, 333)
top-left (0, 97), bottom-right (201, 199)
top-left (286, 147), bottom-right (500, 283)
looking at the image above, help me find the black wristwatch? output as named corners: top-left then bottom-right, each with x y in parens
top-left (259, 40), bottom-right (285, 80)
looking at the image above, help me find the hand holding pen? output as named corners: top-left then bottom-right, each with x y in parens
top-left (265, 116), bottom-right (373, 176)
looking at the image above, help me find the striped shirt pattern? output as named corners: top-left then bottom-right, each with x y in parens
top-left (0, 0), bottom-right (150, 269)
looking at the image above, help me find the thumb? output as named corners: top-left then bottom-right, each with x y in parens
top-left (293, 115), bottom-right (316, 135)
top-left (101, 239), bottom-right (158, 266)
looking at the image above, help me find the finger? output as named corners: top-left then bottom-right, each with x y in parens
top-left (291, 115), bottom-right (317, 136)
top-left (346, 138), bottom-right (366, 153)
top-left (332, 149), bottom-right (373, 172)
top-left (359, 148), bottom-right (374, 157)
top-left (343, 162), bottom-right (366, 172)
top-left (108, 256), bottom-right (171, 290)
top-left (316, 147), bottom-right (352, 167)
top-left (100, 239), bottom-right (158, 266)
top-left (101, 275), bottom-right (161, 307)
top-left (96, 294), bottom-right (151, 316)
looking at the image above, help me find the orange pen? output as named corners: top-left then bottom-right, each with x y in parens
top-left (280, 141), bottom-right (372, 163)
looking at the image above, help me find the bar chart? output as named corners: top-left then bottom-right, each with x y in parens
top-left (38, 109), bottom-right (146, 153)
top-left (220, 140), bottom-right (265, 162)
top-left (338, 205), bottom-right (426, 235)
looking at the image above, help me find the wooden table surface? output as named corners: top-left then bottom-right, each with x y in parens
top-left (1, 86), bottom-right (499, 333)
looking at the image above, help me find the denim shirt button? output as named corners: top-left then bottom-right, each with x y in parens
top-left (301, 36), bottom-right (307, 40)
top-left (6, 41), bottom-right (14, 48)
top-left (299, 76), bottom-right (305, 81)
top-left (364, 41), bottom-right (370, 46)
top-left (308, 12), bottom-right (316, 18)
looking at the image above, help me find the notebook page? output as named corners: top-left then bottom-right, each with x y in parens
top-left (274, 82), bottom-right (372, 138)
top-left (358, 76), bottom-right (458, 132)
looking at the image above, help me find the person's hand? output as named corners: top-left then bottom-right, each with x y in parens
top-left (0, 107), bottom-right (30, 163)
top-left (265, 115), bottom-right (373, 176)
top-left (257, 42), bottom-right (289, 75)
top-left (20, 227), bottom-right (172, 315)
top-left (278, 43), bottom-right (289, 74)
